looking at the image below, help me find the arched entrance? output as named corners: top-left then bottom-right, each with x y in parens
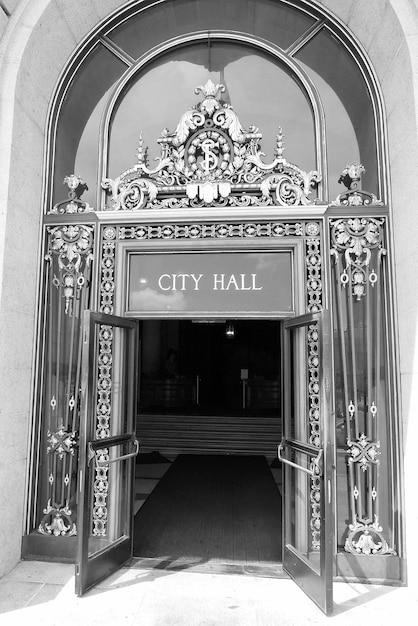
top-left (12, 0), bottom-right (404, 616)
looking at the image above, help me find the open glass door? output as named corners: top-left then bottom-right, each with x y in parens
top-left (280, 311), bottom-right (334, 615)
top-left (76, 311), bottom-right (139, 595)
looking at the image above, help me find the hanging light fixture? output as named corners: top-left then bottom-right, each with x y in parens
top-left (225, 322), bottom-right (235, 339)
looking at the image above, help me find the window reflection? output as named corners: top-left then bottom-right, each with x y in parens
top-left (108, 41), bottom-right (316, 179)
top-left (55, 44), bottom-right (126, 207)
top-left (295, 27), bottom-right (378, 198)
top-left (61, 7), bottom-right (380, 209)
top-left (106, 0), bottom-right (315, 61)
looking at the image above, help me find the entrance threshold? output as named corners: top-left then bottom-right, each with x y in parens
top-left (127, 556), bottom-right (288, 579)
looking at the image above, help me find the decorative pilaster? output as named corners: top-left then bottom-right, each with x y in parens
top-left (38, 179), bottom-right (95, 537)
top-left (307, 323), bottom-right (321, 551)
top-left (329, 204), bottom-right (395, 556)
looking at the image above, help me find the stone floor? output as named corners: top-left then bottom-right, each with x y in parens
top-left (0, 559), bottom-right (417, 626)
top-left (3, 460), bottom-right (414, 624)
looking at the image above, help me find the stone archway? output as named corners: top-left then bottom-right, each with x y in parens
top-left (0, 0), bottom-right (417, 586)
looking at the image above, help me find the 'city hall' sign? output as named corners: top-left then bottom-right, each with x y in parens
top-left (127, 251), bottom-right (293, 316)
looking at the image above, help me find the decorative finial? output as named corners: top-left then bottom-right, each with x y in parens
top-left (49, 175), bottom-right (93, 214)
top-left (63, 175), bottom-right (87, 199)
top-left (274, 128), bottom-right (285, 159)
top-left (338, 164), bottom-right (365, 191)
top-left (136, 131), bottom-right (148, 166)
top-left (331, 164), bottom-right (383, 207)
top-left (194, 80), bottom-right (226, 116)
top-left (194, 79), bottom-right (225, 99)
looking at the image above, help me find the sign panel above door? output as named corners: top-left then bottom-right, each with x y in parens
top-left (127, 250), bottom-right (293, 316)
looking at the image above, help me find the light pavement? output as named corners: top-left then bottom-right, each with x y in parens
top-left (0, 560), bottom-right (417, 625)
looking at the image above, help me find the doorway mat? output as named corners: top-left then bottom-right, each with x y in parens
top-left (133, 454), bottom-right (282, 568)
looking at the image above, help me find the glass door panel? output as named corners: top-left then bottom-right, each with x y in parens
top-left (281, 311), bottom-right (333, 615)
top-left (76, 312), bottom-right (139, 595)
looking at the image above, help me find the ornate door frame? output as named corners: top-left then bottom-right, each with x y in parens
top-left (26, 76), bottom-right (402, 589)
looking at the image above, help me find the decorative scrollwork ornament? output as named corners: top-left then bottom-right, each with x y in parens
top-left (102, 82), bottom-right (321, 210)
top-left (331, 164), bottom-right (383, 207)
top-left (49, 175), bottom-right (94, 214)
top-left (345, 516), bottom-right (396, 556)
top-left (330, 216), bottom-right (385, 300)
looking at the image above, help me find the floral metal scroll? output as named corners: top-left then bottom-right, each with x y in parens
top-left (330, 214), bottom-right (395, 556)
top-left (39, 196), bottom-right (94, 536)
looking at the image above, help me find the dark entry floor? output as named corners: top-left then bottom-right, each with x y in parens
top-left (133, 454), bottom-right (282, 570)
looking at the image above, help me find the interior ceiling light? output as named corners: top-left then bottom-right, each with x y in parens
top-left (225, 322), bottom-right (235, 339)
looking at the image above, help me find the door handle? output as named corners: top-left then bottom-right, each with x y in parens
top-left (278, 440), bottom-right (323, 477)
top-left (89, 439), bottom-right (140, 467)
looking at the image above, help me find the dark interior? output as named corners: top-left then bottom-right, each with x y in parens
top-left (135, 320), bottom-right (283, 571)
top-left (139, 319), bottom-right (281, 416)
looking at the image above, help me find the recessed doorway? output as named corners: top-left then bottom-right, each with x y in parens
top-left (134, 319), bottom-right (283, 573)
top-left (137, 319), bottom-right (281, 457)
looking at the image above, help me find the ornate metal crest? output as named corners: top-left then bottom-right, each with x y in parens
top-left (331, 164), bottom-right (382, 207)
top-left (345, 516), bottom-right (396, 556)
top-left (49, 175), bottom-right (94, 214)
top-left (46, 223), bottom-right (94, 314)
top-left (102, 80), bottom-right (321, 210)
top-left (330, 216), bottom-right (385, 300)
top-left (46, 425), bottom-right (77, 460)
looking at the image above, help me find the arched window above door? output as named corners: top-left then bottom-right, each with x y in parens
top-left (49, 0), bottom-right (382, 211)
top-left (106, 41), bottom-right (317, 183)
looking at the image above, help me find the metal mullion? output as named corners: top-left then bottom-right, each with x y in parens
top-left (332, 254), bottom-right (350, 434)
top-left (52, 454), bottom-right (58, 507)
top-left (46, 266), bottom-right (54, 431)
top-left (99, 36), bottom-right (135, 67)
top-left (383, 251), bottom-right (397, 543)
top-left (367, 461), bottom-right (374, 522)
top-left (374, 251), bottom-right (384, 450)
top-left (55, 281), bottom-right (63, 422)
top-left (66, 454), bottom-right (74, 508)
top-left (347, 276), bottom-right (358, 434)
top-left (60, 453), bottom-right (66, 508)
top-left (380, 247), bottom-right (396, 544)
top-left (355, 463), bottom-right (363, 521)
top-left (125, 326), bottom-right (137, 435)
top-left (65, 287), bottom-right (78, 428)
top-left (77, 258), bottom-right (94, 423)
top-left (29, 256), bottom-right (51, 531)
top-left (366, 267), bottom-right (373, 438)
top-left (286, 19), bottom-right (326, 56)
top-left (73, 284), bottom-right (86, 433)
top-left (372, 463), bottom-right (379, 523)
